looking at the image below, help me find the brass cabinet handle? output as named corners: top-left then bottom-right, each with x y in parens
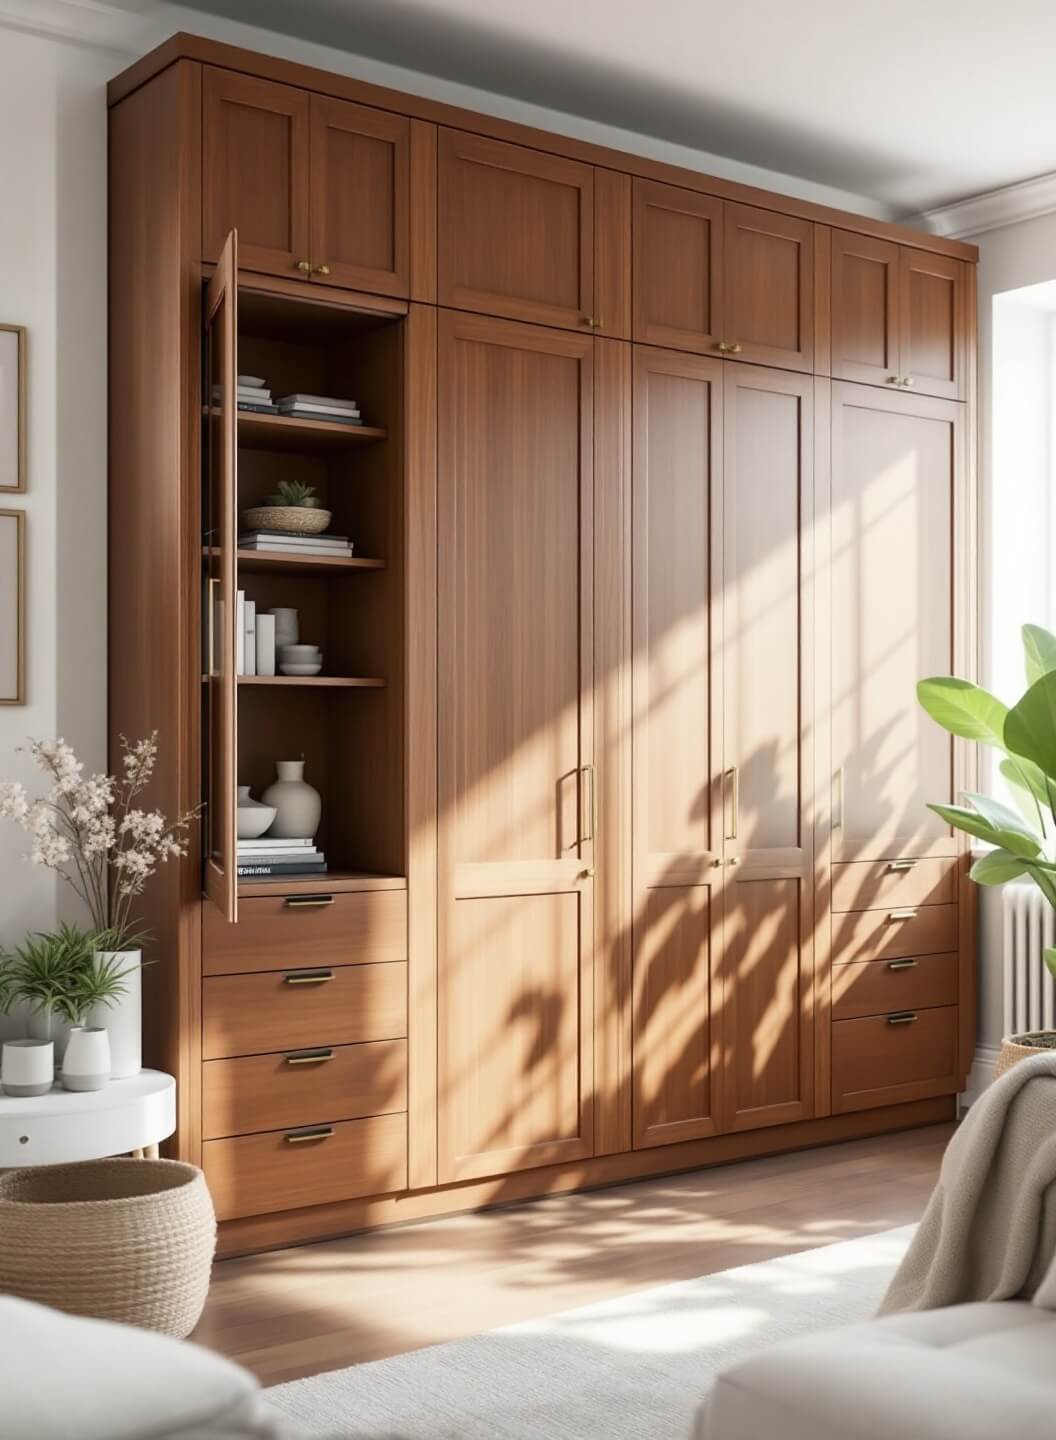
top-left (582, 315), bottom-right (602, 329)
top-left (726, 767), bottom-right (740, 841)
top-left (284, 1125), bottom-right (335, 1143)
top-left (885, 375), bottom-right (900, 385)
top-left (726, 856), bottom-right (741, 867)
top-left (717, 340), bottom-right (743, 354)
top-left (902, 376), bottom-right (915, 387)
top-left (578, 866), bottom-right (596, 880)
top-left (580, 764), bottom-right (596, 844)
top-left (833, 767), bottom-right (844, 829)
top-left (887, 1012), bottom-right (918, 1025)
top-left (283, 969), bottom-right (334, 986)
top-left (886, 860), bottom-right (916, 872)
top-left (313, 263), bottom-right (331, 277)
top-left (207, 576), bottom-right (221, 677)
top-left (284, 894), bottom-right (335, 909)
top-left (296, 259), bottom-right (312, 275)
top-left (886, 958), bottom-right (919, 971)
top-left (888, 907), bottom-right (918, 921)
top-left (285, 1048), bottom-right (335, 1066)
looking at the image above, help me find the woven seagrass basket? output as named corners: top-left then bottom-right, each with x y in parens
top-left (0, 1158), bottom-right (216, 1338)
top-left (993, 1030), bottom-right (1056, 1081)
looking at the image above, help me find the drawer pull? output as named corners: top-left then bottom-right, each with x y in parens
top-left (283, 969), bottom-right (335, 986)
top-left (888, 908), bottom-right (918, 921)
top-left (887, 1011), bottom-right (918, 1025)
top-left (284, 1126), bottom-right (335, 1144)
top-left (886, 860), bottom-right (916, 872)
top-left (285, 1048), bottom-right (335, 1066)
top-left (887, 958), bottom-right (919, 971)
top-left (284, 894), bottom-right (335, 909)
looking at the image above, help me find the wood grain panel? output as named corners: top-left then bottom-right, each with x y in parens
top-left (202, 961), bottom-right (407, 1059)
top-left (203, 68), bottom-right (309, 278)
top-left (202, 1039), bottom-right (407, 1138)
top-left (409, 121), bottom-right (438, 302)
top-left (831, 857), bottom-right (957, 912)
top-left (633, 179), bottom-right (723, 354)
top-left (438, 130), bottom-right (594, 330)
top-left (204, 1112), bottom-right (407, 1221)
top-left (830, 230), bottom-right (899, 386)
top-left (595, 168), bottom-right (631, 339)
top-left (831, 952), bottom-right (957, 1020)
top-left (832, 1006), bottom-right (958, 1112)
top-left (723, 204), bottom-right (813, 370)
top-left (309, 95), bottom-right (409, 296)
top-left (203, 889), bottom-right (407, 975)
top-left (831, 904), bottom-right (957, 966)
top-left (900, 250), bottom-right (965, 399)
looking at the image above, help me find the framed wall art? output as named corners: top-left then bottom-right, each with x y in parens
top-left (0, 509), bottom-right (24, 704)
top-left (0, 324), bottom-right (25, 493)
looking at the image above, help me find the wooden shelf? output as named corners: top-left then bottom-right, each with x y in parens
top-left (237, 870), bottom-right (407, 897)
top-left (237, 675), bottom-right (385, 688)
top-left (203, 546), bottom-right (385, 575)
top-left (206, 407), bottom-right (387, 453)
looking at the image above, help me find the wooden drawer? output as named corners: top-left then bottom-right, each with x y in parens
top-left (831, 903), bottom-right (956, 966)
top-left (204, 1112), bottom-right (407, 1221)
top-left (831, 857), bottom-right (956, 913)
top-left (832, 952), bottom-right (957, 1020)
top-left (202, 1038), bottom-right (407, 1139)
top-left (203, 889), bottom-right (407, 976)
top-left (832, 1005), bottom-right (959, 1113)
top-left (202, 961), bottom-right (407, 1060)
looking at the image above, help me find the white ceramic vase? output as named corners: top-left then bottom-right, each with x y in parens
top-left (27, 1006), bottom-right (74, 1064)
top-left (88, 951), bottom-right (141, 1079)
top-left (268, 607), bottom-right (299, 650)
top-left (236, 785), bottom-right (277, 839)
top-left (61, 1026), bottom-right (111, 1092)
top-left (262, 760), bottom-right (321, 839)
top-left (2, 1039), bottom-right (54, 1097)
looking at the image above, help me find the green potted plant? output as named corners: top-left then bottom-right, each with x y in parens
top-left (918, 623), bottom-right (1056, 1070)
top-left (241, 478), bottom-right (332, 536)
top-left (0, 925), bottom-right (95, 1053)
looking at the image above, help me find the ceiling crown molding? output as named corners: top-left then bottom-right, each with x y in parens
top-left (910, 170), bottom-right (1056, 240)
top-left (0, 0), bottom-right (150, 52)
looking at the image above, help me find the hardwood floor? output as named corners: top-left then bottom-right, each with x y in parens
top-left (193, 1121), bottom-right (952, 1386)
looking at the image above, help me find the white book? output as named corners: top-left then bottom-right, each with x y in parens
top-left (234, 590), bottom-right (245, 675)
top-left (277, 393), bottom-right (360, 413)
top-left (255, 613), bottom-right (276, 677)
top-left (237, 837), bottom-right (314, 850)
top-left (277, 403), bottom-right (361, 420)
top-left (249, 542), bottom-right (353, 557)
top-left (243, 599), bottom-right (256, 677)
top-left (238, 849), bottom-right (325, 863)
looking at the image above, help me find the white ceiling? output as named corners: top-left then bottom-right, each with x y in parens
top-left (175, 0), bottom-right (1056, 216)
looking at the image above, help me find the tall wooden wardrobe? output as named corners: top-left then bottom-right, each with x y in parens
top-left (108, 34), bottom-right (978, 1255)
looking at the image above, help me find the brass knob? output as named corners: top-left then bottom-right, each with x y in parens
top-left (583, 315), bottom-right (602, 329)
top-left (886, 375), bottom-right (900, 384)
top-left (902, 376), bottom-right (915, 387)
top-left (296, 259), bottom-right (312, 275)
top-left (727, 856), bottom-right (741, 867)
top-left (579, 866), bottom-right (596, 879)
top-left (313, 263), bottom-right (331, 277)
top-left (718, 341), bottom-right (743, 354)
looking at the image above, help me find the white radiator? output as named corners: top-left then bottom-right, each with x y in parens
top-left (1003, 882), bottom-right (1056, 1033)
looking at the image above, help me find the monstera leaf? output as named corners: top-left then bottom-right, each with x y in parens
top-left (916, 678), bottom-right (1008, 747)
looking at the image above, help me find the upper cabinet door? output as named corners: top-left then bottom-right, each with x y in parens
top-left (309, 96), bottom-right (410, 296)
top-left (900, 250), bottom-right (966, 400)
top-left (722, 205), bottom-right (813, 371)
top-left (633, 179), bottom-right (723, 354)
top-left (830, 230), bottom-right (900, 388)
top-left (437, 130), bottom-right (595, 331)
top-left (203, 69), bottom-right (309, 280)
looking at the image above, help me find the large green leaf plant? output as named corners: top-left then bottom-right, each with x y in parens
top-left (919, 624), bottom-right (1056, 979)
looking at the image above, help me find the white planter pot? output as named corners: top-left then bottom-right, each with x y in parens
top-left (26, 1007), bottom-right (75, 1064)
top-left (61, 1026), bottom-right (111, 1092)
top-left (2, 1039), bottom-right (54, 1097)
top-left (89, 951), bottom-right (141, 1079)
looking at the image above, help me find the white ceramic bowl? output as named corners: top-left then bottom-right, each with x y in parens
top-left (236, 802), bottom-right (277, 838)
top-left (280, 662), bottom-right (323, 676)
top-left (278, 644), bottom-right (322, 662)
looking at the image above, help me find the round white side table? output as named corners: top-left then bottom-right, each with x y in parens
top-left (0, 1070), bottom-right (176, 1166)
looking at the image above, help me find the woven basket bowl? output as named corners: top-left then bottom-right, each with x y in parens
top-left (0, 1159), bottom-right (216, 1338)
top-left (241, 504), bottom-right (332, 535)
top-left (994, 1030), bottom-right (1056, 1080)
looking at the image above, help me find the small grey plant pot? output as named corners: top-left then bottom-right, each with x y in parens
top-left (61, 1027), bottom-right (111, 1093)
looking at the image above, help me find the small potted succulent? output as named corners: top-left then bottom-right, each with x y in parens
top-left (242, 479), bottom-right (332, 536)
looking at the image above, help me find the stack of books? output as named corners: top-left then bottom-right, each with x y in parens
top-left (236, 838), bottom-right (327, 879)
top-left (232, 591), bottom-right (281, 675)
top-left (212, 376), bottom-right (278, 414)
top-left (239, 529), bottom-right (355, 559)
top-left (275, 393), bottom-right (363, 426)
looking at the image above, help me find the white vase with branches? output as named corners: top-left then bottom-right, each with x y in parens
top-left (0, 734), bottom-right (197, 1077)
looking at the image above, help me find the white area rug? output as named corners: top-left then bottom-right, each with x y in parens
top-left (264, 1226), bottom-right (912, 1439)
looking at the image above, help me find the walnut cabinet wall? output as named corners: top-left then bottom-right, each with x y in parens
top-left (109, 37), bottom-right (978, 1254)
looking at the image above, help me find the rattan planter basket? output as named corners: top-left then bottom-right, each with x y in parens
top-left (994, 1030), bottom-right (1056, 1080)
top-left (0, 1158), bottom-right (216, 1338)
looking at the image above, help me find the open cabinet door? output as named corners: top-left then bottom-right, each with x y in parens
top-left (203, 231), bottom-right (239, 923)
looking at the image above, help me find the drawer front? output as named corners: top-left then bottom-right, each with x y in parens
top-left (831, 857), bottom-right (956, 913)
top-left (832, 1005), bottom-right (958, 1113)
top-left (202, 961), bottom-right (407, 1060)
top-left (204, 1112), bottom-right (407, 1221)
top-left (202, 1038), bottom-right (407, 1139)
top-left (203, 889), bottom-right (407, 976)
top-left (831, 903), bottom-right (956, 966)
top-left (831, 952), bottom-right (957, 1021)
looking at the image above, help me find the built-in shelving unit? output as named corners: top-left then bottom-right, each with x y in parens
top-left (203, 546), bottom-right (385, 575)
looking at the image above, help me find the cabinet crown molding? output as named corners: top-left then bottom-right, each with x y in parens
top-left (910, 169), bottom-right (1056, 240)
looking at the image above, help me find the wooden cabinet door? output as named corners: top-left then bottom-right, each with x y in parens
top-left (309, 96), bottom-right (410, 296)
top-left (632, 179), bottom-right (723, 354)
top-left (900, 250), bottom-right (966, 400)
top-left (827, 383), bottom-right (964, 861)
top-left (437, 130), bottom-right (594, 331)
top-left (719, 367), bottom-right (815, 1130)
top-left (630, 348), bottom-right (723, 1149)
top-left (722, 205), bottom-right (813, 371)
top-left (437, 310), bottom-right (595, 1183)
top-left (203, 232), bottom-right (238, 923)
top-left (203, 69), bottom-right (309, 280)
top-left (830, 231), bottom-right (900, 388)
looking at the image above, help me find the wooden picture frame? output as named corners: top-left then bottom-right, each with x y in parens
top-left (0, 324), bottom-right (26, 493)
top-left (0, 509), bottom-right (25, 704)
